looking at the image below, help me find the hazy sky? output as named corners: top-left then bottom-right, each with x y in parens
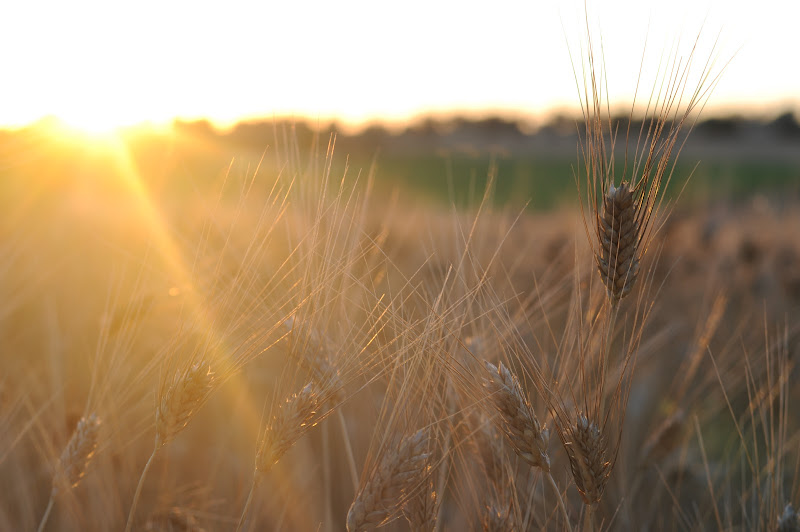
top-left (0, 0), bottom-right (796, 132)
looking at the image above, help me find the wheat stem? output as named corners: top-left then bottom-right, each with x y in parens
top-left (546, 471), bottom-right (573, 532)
top-left (323, 421), bottom-right (334, 532)
top-left (584, 505), bottom-right (596, 532)
top-left (235, 474), bottom-right (261, 532)
top-left (36, 492), bottom-right (55, 532)
top-left (337, 408), bottom-right (359, 492)
top-left (125, 446), bottom-right (158, 532)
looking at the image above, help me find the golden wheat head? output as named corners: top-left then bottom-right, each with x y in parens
top-left (155, 361), bottom-right (215, 447)
top-left (482, 361), bottom-right (549, 472)
top-left (564, 414), bottom-right (610, 505)
top-left (53, 413), bottom-right (101, 493)
top-left (596, 182), bottom-right (641, 301)
top-left (347, 428), bottom-right (433, 532)
top-left (255, 382), bottom-right (321, 473)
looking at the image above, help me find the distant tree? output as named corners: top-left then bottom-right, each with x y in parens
top-left (696, 116), bottom-right (743, 138)
top-left (173, 119), bottom-right (219, 141)
top-left (770, 112), bottom-right (800, 138)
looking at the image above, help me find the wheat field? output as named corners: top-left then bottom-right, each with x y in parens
top-left (1, 30), bottom-right (799, 532)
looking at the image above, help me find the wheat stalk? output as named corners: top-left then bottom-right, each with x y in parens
top-left (347, 428), bottom-right (433, 532)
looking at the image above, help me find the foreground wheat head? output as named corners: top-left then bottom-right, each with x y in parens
top-left (155, 360), bottom-right (215, 447)
top-left (53, 413), bottom-right (101, 493)
top-left (347, 428), bottom-right (433, 532)
top-left (564, 414), bottom-right (610, 505)
top-left (482, 360), bottom-right (549, 472)
top-left (596, 182), bottom-right (640, 302)
top-left (255, 381), bottom-right (321, 472)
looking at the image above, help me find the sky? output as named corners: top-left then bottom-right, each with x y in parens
top-left (0, 0), bottom-right (797, 133)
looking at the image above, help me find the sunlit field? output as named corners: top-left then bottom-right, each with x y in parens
top-left (2, 24), bottom-right (800, 532)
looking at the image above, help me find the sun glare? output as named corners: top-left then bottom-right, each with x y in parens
top-left (55, 111), bottom-right (130, 139)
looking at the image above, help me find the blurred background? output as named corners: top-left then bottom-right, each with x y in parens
top-left (0, 0), bottom-right (797, 211)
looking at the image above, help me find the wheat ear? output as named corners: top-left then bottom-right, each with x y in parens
top-left (37, 414), bottom-right (101, 532)
top-left (483, 361), bottom-right (572, 530)
top-left (53, 413), bottom-right (101, 492)
top-left (155, 361), bottom-right (216, 448)
top-left (256, 382), bottom-right (321, 472)
top-left (564, 414), bottom-right (610, 506)
top-left (347, 428), bottom-right (432, 532)
top-left (597, 182), bottom-right (641, 302)
top-left (125, 361), bottom-right (215, 532)
top-left (482, 361), bottom-right (549, 471)
top-left (236, 382), bottom-right (321, 532)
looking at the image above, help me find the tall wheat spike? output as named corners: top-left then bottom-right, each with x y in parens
top-left (576, 19), bottom-right (726, 304)
top-left (596, 182), bottom-right (640, 302)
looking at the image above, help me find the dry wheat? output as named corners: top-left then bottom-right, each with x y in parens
top-left (564, 414), bottom-right (610, 505)
top-left (347, 428), bottom-right (432, 531)
top-left (596, 182), bottom-right (641, 302)
top-left (156, 361), bottom-right (216, 447)
top-left (482, 361), bottom-right (549, 472)
top-left (37, 414), bottom-right (102, 532)
top-left (403, 475), bottom-right (437, 532)
top-left (53, 413), bottom-right (101, 493)
top-left (256, 382), bottom-right (321, 472)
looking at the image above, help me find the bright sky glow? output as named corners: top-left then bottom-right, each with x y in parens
top-left (0, 0), bottom-right (796, 131)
